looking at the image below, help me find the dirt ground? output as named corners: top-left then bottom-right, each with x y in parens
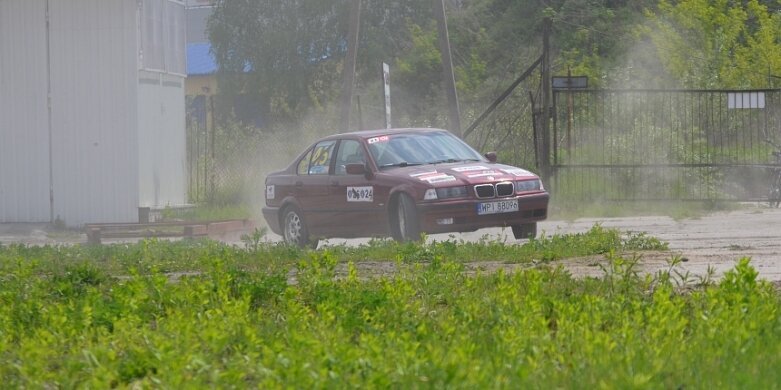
top-left (2, 205), bottom-right (780, 282)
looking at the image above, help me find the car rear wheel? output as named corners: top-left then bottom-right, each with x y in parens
top-left (511, 223), bottom-right (537, 240)
top-left (282, 206), bottom-right (317, 249)
top-left (392, 193), bottom-right (421, 242)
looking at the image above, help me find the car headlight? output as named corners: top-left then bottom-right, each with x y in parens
top-left (436, 186), bottom-right (468, 199)
top-left (515, 179), bottom-right (542, 192)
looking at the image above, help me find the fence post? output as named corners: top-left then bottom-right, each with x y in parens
top-left (340, 0), bottom-right (361, 131)
top-left (434, 0), bottom-right (462, 137)
top-left (540, 17), bottom-right (553, 183)
top-left (210, 95), bottom-right (216, 201)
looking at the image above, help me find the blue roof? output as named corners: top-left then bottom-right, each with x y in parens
top-left (187, 42), bottom-right (217, 76)
top-left (187, 42), bottom-right (253, 76)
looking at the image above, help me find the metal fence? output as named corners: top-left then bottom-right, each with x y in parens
top-left (186, 95), bottom-right (332, 204)
top-left (550, 89), bottom-right (781, 202)
top-left (187, 95), bottom-right (271, 204)
top-left (461, 62), bottom-right (543, 172)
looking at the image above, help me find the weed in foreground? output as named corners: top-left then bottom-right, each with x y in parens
top-left (0, 251), bottom-right (779, 387)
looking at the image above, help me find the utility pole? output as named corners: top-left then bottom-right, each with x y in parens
top-left (540, 17), bottom-right (552, 182)
top-left (340, 0), bottom-right (361, 131)
top-left (434, 0), bottom-right (462, 137)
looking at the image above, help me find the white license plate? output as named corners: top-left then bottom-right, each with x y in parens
top-left (476, 199), bottom-right (519, 215)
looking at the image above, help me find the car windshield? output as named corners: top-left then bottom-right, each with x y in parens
top-left (367, 132), bottom-right (484, 169)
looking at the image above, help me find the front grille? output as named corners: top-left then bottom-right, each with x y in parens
top-left (474, 184), bottom-right (495, 199)
top-left (495, 182), bottom-right (514, 197)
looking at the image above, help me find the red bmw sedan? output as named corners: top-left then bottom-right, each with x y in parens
top-left (263, 128), bottom-right (549, 247)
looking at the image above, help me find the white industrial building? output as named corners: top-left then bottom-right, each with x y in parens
top-left (0, 0), bottom-right (187, 226)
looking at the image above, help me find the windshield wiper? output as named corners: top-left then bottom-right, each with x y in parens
top-left (429, 158), bottom-right (467, 164)
top-left (380, 161), bottom-right (423, 168)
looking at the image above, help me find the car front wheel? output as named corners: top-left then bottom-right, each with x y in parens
top-left (282, 206), bottom-right (317, 249)
top-left (392, 193), bottom-right (421, 242)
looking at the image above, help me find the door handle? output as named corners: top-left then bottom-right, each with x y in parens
top-left (330, 181), bottom-right (339, 187)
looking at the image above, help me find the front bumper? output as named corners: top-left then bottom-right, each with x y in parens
top-left (262, 206), bottom-right (282, 236)
top-left (416, 192), bottom-right (549, 234)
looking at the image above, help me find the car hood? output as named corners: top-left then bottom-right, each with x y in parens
top-left (388, 162), bottom-right (539, 186)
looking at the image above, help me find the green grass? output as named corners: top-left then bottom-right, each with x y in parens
top-left (0, 225), bottom-right (665, 277)
top-left (2, 230), bottom-right (779, 388)
top-left (161, 204), bottom-right (252, 222)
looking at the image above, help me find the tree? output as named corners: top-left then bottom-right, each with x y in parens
top-left (645, 0), bottom-right (781, 88)
top-left (208, 0), bottom-right (348, 125)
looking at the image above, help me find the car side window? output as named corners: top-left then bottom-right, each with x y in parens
top-left (297, 149), bottom-right (313, 175)
top-left (307, 140), bottom-right (336, 175)
top-left (334, 140), bottom-right (366, 175)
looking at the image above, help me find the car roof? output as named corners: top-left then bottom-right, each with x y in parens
top-left (322, 127), bottom-right (450, 141)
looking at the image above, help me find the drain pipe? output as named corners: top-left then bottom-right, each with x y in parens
top-left (45, 0), bottom-right (55, 223)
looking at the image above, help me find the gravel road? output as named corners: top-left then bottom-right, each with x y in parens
top-left (306, 205), bottom-right (781, 282)
top-left (2, 205), bottom-right (780, 281)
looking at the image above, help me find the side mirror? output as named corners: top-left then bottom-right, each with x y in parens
top-left (345, 163), bottom-right (367, 175)
top-left (485, 152), bottom-right (498, 163)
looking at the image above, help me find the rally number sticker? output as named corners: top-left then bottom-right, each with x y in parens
top-left (266, 185), bottom-right (275, 200)
top-left (347, 186), bottom-right (373, 202)
top-left (367, 136), bottom-right (390, 144)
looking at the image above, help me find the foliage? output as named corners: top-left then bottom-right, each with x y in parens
top-left (644, 0), bottom-right (781, 88)
top-left (1, 235), bottom-right (779, 387)
top-left (161, 204), bottom-right (251, 222)
top-left (208, 0), bottom-right (347, 123)
top-left (0, 225), bottom-right (664, 277)
top-left (206, 0), bottom-right (778, 131)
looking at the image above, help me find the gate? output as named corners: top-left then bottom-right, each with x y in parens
top-left (549, 89), bottom-right (781, 202)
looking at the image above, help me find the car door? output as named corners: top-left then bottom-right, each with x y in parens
top-left (295, 140), bottom-right (336, 233)
top-left (325, 139), bottom-right (381, 236)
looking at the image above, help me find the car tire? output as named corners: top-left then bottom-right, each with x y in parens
top-left (282, 206), bottom-right (317, 249)
top-left (392, 193), bottom-right (421, 242)
top-left (511, 223), bottom-right (537, 240)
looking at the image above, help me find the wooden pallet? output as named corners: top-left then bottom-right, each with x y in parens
top-left (84, 220), bottom-right (254, 245)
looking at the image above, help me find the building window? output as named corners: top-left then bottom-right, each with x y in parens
top-left (140, 0), bottom-right (186, 75)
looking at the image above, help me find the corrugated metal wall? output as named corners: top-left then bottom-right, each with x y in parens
top-left (0, 0), bottom-right (52, 223)
top-left (138, 71), bottom-right (187, 208)
top-left (1, 0), bottom-right (187, 226)
top-left (48, 0), bottom-right (140, 225)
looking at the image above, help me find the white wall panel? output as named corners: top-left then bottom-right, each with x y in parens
top-left (137, 72), bottom-right (187, 208)
top-left (48, 0), bottom-right (140, 225)
top-left (2, 0), bottom-right (187, 226)
top-left (0, 0), bottom-right (52, 222)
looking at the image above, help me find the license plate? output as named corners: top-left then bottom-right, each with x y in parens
top-left (476, 199), bottom-right (519, 215)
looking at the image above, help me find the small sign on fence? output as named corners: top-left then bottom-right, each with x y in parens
top-left (383, 63), bottom-right (392, 129)
top-left (552, 76), bottom-right (588, 90)
top-left (727, 92), bottom-right (765, 109)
